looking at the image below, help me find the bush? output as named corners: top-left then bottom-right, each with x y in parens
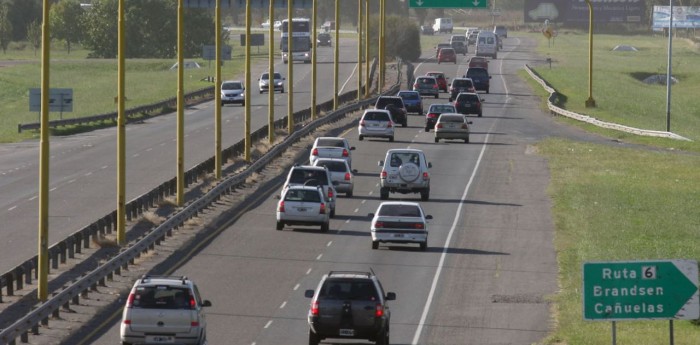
top-left (367, 15), bottom-right (422, 62)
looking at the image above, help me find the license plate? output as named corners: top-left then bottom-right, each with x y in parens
top-left (389, 174), bottom-right (398, 179)
top-left (339, 329), bottom-right (355, 337)
top-left (145, 336), bottom-right (174, 343)
top-left (394, 233), bottom-right (405, 238)
top-left (296, 207), bottom-right (307, 212)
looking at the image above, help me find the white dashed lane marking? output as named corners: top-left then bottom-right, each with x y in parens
top-left (326, 241), bottom-right (333, 247)
top-left (264, 320), bottom-right (272, 329)
top-left (293, 284), bottom-right (300, 291)
top-left (306, 268), bottom-right (312, 275)
top-left (8, 206), bottom-right (17, 211)
top-left (316, 254), bottom-right (323, 260)
top-left (279, 301), bottom-right (287, 309)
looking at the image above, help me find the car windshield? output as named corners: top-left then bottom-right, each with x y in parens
top-left (284, 189), bottom-right (321, 202)
top-left (222, 82), bottom-right (242, 90)
top-left (288, 169), bottom-right (329, 186)
top-left (318, 280), bottom-right (378, 301)
top-left (363, 112), bottom-right (390, 121)
top-left (316, 139), bottom-right (345, 147)
top-left (398, 92), bottom-right (419, 100)
top-left (378, 204), bottom-right (422, 217)
top-left (388, 152), bottom-right (420, 167)
top-left (131, 286), bottom-right (191, 310)
top-left (316, 161), bottom-right (347, 172)
top-left (261, 73), bottom-right (282, 80)
top-left (430, 105), bottom-right (456, 113)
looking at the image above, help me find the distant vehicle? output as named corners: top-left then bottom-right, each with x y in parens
top-left (448, 78), bottom-right (476, 102)
top-left (276, 185), bottom-right (330, 232)
top-left (281, 18), bottom-right (312, 64)
top-left (476, 31), bottom-right (498, 59)
top-left (313, 158), bottom-right (356, 197)
top-left (413, 76), bottom-right (439, 99)
top-left (258, 72), bottom-right (285, 94)
top-left (309, 137), bottom-right (355, 168)
top-left (464, 67), bottom-right (491, 93)
top-left (453, 92), bottom-right (483, 117)
top-left (321, 20), bottom-right (335, 31)
top-left (358, 109), bottom-right (395, 142)
top-left (494, 25), bottom-right (508, 38)
top-left (468, 56), bottom-right (489, 69)
top-left (451, 41), bottom-right (467, 55)
top-left (282, 165), bottom-right (337, 217)
top-left (378, 148), bottom-right (432, 201)
top-left (421, 25), bottom-right (434, 35)
top-left (467, 29), bottom-right (480, 45)
top-left (424, 103), bottom-right (456, 131)
top-left (220, 80), bottom-right (245, 106)
top-left (437, 47), bottom-right (457, 64)
top-left (434, 113), bottom-right (472, 143)
top-left (375, 96), bottom-right (408, 127)
top-left (396, 90), bottom-right (423, 115)
top-left (369, 201), bottom-right (433, 250)
top-left (450, 35), bottom-right (466, 45)
top-left (432, 17), bottom-right (453, 34)
top-left (317, 32), bottom-right (332, 47)
top-left (304, 271), bottom-right (396, 345)
top-left (425, 71), bottom-right (449, 92)
top-left (435, 43), bottom-right (451, 58)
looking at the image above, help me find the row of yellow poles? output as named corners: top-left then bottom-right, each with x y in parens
top-left (36, 0), bottom-right (386, 301)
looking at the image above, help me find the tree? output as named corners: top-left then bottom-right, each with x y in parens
top-left (50, 0), bottom-right (85, 54)
top-left (5, 0), bottom-right (41, 41)
top-left (26, 20), bottom-right (41, 56)
top-left (0, 2), bottom-right (12, 54)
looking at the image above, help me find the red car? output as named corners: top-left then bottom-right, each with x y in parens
top-left (468, 56), bottom-right (489, 69)
top-left (426, 71), bottom-right (449, 93)
top-left (437, 48), bottom-right (456, 64)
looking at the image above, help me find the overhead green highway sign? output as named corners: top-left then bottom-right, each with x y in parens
top-left (408, 0), bottom-right (488, 9)
top-left (583, 260), bottom-right (699, 321)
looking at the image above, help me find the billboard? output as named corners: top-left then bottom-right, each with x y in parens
top-left (653, 6), bottom-right (700, 29)
top-left (524, 0), bottom-right (644, 24)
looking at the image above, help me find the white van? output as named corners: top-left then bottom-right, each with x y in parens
top-left (476, 31), bottom-right (497, 59)
top-left (432, 18), bottom-right (453, 34)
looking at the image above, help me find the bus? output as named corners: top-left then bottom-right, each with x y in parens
top-left (280, 18), bottom-right (312, 64)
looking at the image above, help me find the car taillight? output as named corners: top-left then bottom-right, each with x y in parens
top-left (413, 83), bottom-right (418, 89)
top-left (123, 319), bottom-right (131, 324)
top-left (320, 203), bottom-right (326, 214)
top-left (387, 122), bottom-right (393, 128)
top-left (125, 293), bottom-right (135, 308)
top-left (328, 189), bottom-right (333, 198)
top-left (427, 113), bottom-right (437, 118)
top-left (311, 148), bottom-right (318, 156)
top-left (462, 123), bottom-right (469, 129)
top-left (477, 102), bottom-right (481, 109)
top-left (191, 321), bottom-right (200, 327)
top-left (360, 120), bottom-right (366, 127)
top-left (344, 172), bottom-right (351, 181)
top-left (422, 172), bottom-right (430, 180)
top-left (436, 123), bottom-right (443, 129)
top-left (374, 221), bottom-right (384, 228)
top-left (189, 295), bottom-right (196, 309)
top-left (311, 301), bottom-right (319, 316)
top-left (414, 223), bottom-right (425, 229)
top-left (342, 149), bottom-right (349, 157)
top-left (278, 201), bottom-right (285, 212)
top-left (432, 84), bottom-right (438, 89)
top-left (375, 304), bottom-right (384, 317)
top-left (380, 171), bottom-right (387, 179)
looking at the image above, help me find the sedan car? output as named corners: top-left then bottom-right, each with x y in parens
top-left (309, 137), bottom-right (355, 168)
top-left (397, 90), bottom-right (423, 115)
top-left (277, 185), bottom-right (330, 232)
top-left (413, 76), bottom-right (439, 99)
top-left (424, 103), bottom-right (456, 131)
top-left (434, 113), bottom-right (472, 143)
top-left (358, 109), bottom-right (394, 142)
top-left (220, 80), bottom-right (245, 106)
top-left (437, 48), bottom-right (457, 64)
top-left (258, 72), bottom-right (285, 93)
top-left (426, 71), bottom-right (449, 92)
top-left (369, 201), bottom-right (433, 250)
top-left (454, 92), bottom-right (483, 117)
top-left (313, 158), bottom-right (356, 197)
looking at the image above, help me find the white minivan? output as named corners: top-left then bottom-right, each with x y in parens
top-left (432, 18), bottom-right (453, 34)
top-left (476, 31), bottom-right (498, 59)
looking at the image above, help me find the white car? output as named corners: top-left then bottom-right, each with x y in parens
top-left (369, 201), bottom-right (432, 250)
top-left (283, 165), bottom-right (337, 217)
top-left (313, 158), bottom-right (356, 197)
top-left (220, 80), bottom-right (245, 106)
top-left (258, 72), bottom-right (285, 93)
top-left (309, 137), bottom-right (355, 168)
top-left (277, 185), bottom-right (330, 232)
top-left (358, 109), bottom-right (395, 142)
top-left (378, 148), bottom-right (432, 201)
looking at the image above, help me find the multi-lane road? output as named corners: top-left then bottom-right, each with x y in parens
top-left (0, 39), bottom-right (361, 272)
top-left (75, 35), bottom-right (612, 344)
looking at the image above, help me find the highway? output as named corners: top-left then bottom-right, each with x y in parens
top-left (0, 39), bottom-right (361, 272)
top-left (82, 35), bottom-right (578, 344)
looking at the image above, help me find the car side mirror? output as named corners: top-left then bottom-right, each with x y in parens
top-left (378, 160), bottom-right (384, 166)
top-left (283, 77), bottom-right (286, 80)
top-left (350, 147), bottom-right (356, 150)
top-left (352, 169), bottom-right (358, 174)
top-left (425, 215), bottom-right (433, 220)
top-left (368, 213), bottom-right (375, 218)
top-left (481, 98), bottom-right (485, 102)
top-left (202, 300), bottom-right (212, 307)
top-left (304, 290), bottom-right (315, 298)
top-left (489, 76), bottom-right (492, 79)
top-left (467, 121), bottom-right (473, 125)
top-left (385, 292), bottom-right (396, 301)
top-left (428, 162), bottom-right (432, 168)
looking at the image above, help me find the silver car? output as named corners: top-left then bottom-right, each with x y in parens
top-left (120, 275), bottom-right (212, 345)
top-left (434, 113), bottom-right (472, 143)
top-left (258, 72), bottom-right (285, 93)
top-left (378, 148), bottom-right (432, 201)
top-left (220, 80), bottom-right (245, 106)
top-left (276, 185), bottom-right (330, 232)
top-left (412, 76), bottom-right (439, 99)
top-left (309, 137), bottom-right (355, 168)
top-left (358, 109), bottom-right (395, 142)
top-left (369, 201), bottom-right (433, 251)
top-left (313, 158), bottom-right (356, 197)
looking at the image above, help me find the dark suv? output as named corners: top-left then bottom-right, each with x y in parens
top-left (454, 92), bottom-right (483, 117)
top-left (305, 271), bottom-right (396, 345)
top-left (375, 96), bottom-right (408, 127)
top-left (464, 67), bottom-right (491, 93)
top-left (448, 78), bottom-right (476, 102)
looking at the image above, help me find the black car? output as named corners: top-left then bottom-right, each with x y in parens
top-left (305, 271), bottom-right (396, 345)
top-left (454, 92), bottom-right (483, 117)
top-left (317, 32), bottom-right (331, 47)
top-left (375, 96), bottom-right (408, 127)
top-left (448, 78), bottom-right (476, 102)
top-left (464, 67), bottom-right (491, 93)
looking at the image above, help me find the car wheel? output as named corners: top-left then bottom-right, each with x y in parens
top-left (465, 137), bottom-right (470, 143)
top-left (379, 187), bottom-right (389, 200)
top-left (420, 188), bottom-right (430, 201)
top-left (434, 94), bottom-right (438, 99)
top-left (420, 241), bottom-right (428, 251)
top-left (372, 241), bottom-right (379, 250)
top-left (424, 127), bottom-right (429, 132)
top-left (276, 221), bottom-right (283, 231)
top-left (346, 190), bottom-right (353, 197)
top-left (330, 208), bottom-right (336, 218)
top-left (438, 61), bottom-right (441, 64)
top-left (376, 326), bottom-right (389, 345)
top-left (402, 121), bottom-right (407, 128)
top-left (359, 135), bottom-right (364, 141)
top-left (434, 137), bottom-right (439, 143)
top-left (259, 90), bottom-right (263, 94)
top-left (486, 88), bottom-right (490, 94)
top-left (478, 112), bottom-right (482, 117)
top-left (320, 222), bottom-right (329, 232)
top-left (309, 329), bottom-right (321, 345)
top-left (389, 136), bottom-right (394, 142)
top-left (448, 97), bottom-right (452, 102)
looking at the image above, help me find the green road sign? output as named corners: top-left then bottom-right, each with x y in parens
top-left (583, 260), bottom-right (699, 321)
top-left (408, 0), bottom-right (488, 9)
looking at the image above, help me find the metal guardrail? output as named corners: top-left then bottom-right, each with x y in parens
top-left (0, 58), bottom-right (400, 344)
top-left (525, 64), bottom-right (691, 141)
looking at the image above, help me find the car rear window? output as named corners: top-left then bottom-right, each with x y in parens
top-left (319, 280), bottom-right (379, 301)
top-left (429, 105), bottom-right (456, 113)
top-left (398, 92), bottom-right (419, 100)
top-left (378, 204), bottom-right (421, 217)
top-left (417, 78), bottom-right (435, 85)
top-left (440, 49), bottom-right (455, 54)
top-left (132, 286), bottom-right (191, 310)
top-left (457, 94), bottom-right (479, 102)
top-left (388, 152), bottom-right (420, 167)
top-left (452, 79), bottom-right (473, 88)
top-left (467, 68), bottom-right (488, 77)
top-left (316, 161), bottom-right (347, 172)
top-left (376, 98), bottom-right (403, 108)
top-left (284, 189), bottom-right (321, 202)
top-left (427, 72), bottom-right (444, 79)
top-left (363, 112), bottom-right (390, 121)
top-left (317, 139), bottom-right (344, 147)
top-left (439, 115), bottom-right (464, 123)
top-left (288, 169), bottom-right (329, 186)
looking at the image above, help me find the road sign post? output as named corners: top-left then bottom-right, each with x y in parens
top-left (408, 0), bottom-right (488, 9)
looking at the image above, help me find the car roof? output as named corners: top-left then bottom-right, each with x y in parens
top-left (398, 90), bottom-right (419, 94)
top-left (438, 113), bottom-right (466, 119)
top-left (285, 185), bottom-right (323, 191)
top-left (378, 201), bottom-right (421, 207)
top-left (316, 136), bottom-right (344, 141)
top-left (426, 71), bottom-right (445, 76)
top-left (429, 103), bottom-right (456, 108)
top-left (292, 165), bottom-right (326, 171)
top-left (378, 96), bottom-right (401, 99)
top-left (315, 157), bottom-right (348, 163)
top-left (440, 48), bottom-right (455, 52)
top-left (326, 271), bottom-right (374, 279)
top-left (222, 80), bottom-right (242, 83)
top-left (363, 109), bottom-right (391, 114)
top-left (386, 148), bottom-right (424, 154)
top-left (417, 76), bottom-right (437, 80)
top-left (137, 275), bottom-right (191, 286)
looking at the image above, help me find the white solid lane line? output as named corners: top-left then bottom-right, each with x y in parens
top-left (339, 63), bottom-right (359, 94)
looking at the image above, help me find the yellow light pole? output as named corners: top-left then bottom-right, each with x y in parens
top-left (287, 0), bottom-right (294, 133)
top-left (357, 0), bottom-right (362, 101)
top-left (176, 0), bottom-right (185, 206)
top-left (268, 0), bottom-right (276, 141)
top-left (215, 0), bottom-right (222, 178)
top-left (378, 0), bottom-right (384, 92)
top-left (37, 0), bottom-right (51, 302)
top-left (311, 0), bottom-right (318, 119)
top-left (364, 0), bottom-right (369, 97)
top-left (245, 0), bottom-right (252, 161)
top-left (333, 0), bottom-right (339, 110)
top-left (584, 0), bottom-right (596, 108)
top-left (117, 0), bottom-right (126, 245)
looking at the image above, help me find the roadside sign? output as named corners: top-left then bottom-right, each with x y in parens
top-left (583, 260), bottom-right (699, 321)
top-left (236, 0), bottom-right (312, 9)
top-left (29, 88), bottom-right (73, 113)
top-left (240, 33), bottom-right (265, 46)
top-left (409, 0), bottom-right (488, 9)
top-left (202, 45), bottom-right (232, 60)
top-left (184, 0), bottom-right (232, 8)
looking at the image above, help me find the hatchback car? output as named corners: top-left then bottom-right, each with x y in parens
top-left (369, 202), bottom-right (433, 250)
top-left (305, 271), bottom-right (396, 345)
top-left (468, 56), bottom-right (489, 69)
top-left (358, 110), bottom-right (394, 142)
top-left (437, 48), bottom-right (457, 64)
top-left (396, 90), bottom-right (423, 115)
top-left (434, 113), bottom-right (472, 143)
top-left (120, 275), bottom-right (212, 345)
top-left (283, 165), bottom-right (337, 217)
top-left (454, 92), bottom-right (483, 117)
top-left (277, 185), bottom-right (330, 231)
top-left (424, 103), bottom-right (457, 131)
top-left (313, 158), bottom-right (356, 197)
top-left (220, 80), bottom-right (245, 106)
top-left (412, 76), bottom-right (439, 99)
top-left (464, 67), bottom-right (491, 93)
top-left (448, 78), bottom-right (476, 102)
top-left (426, 71), bottom-right (449, 92)
top-left (375, 96), bottom-right (408, 127)
top-left (378, 148), bottom-right (432, 201)
top-left (258, 72), bottom-right (285, 93)
top-left (309, 137), bottom-right (355, 168)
